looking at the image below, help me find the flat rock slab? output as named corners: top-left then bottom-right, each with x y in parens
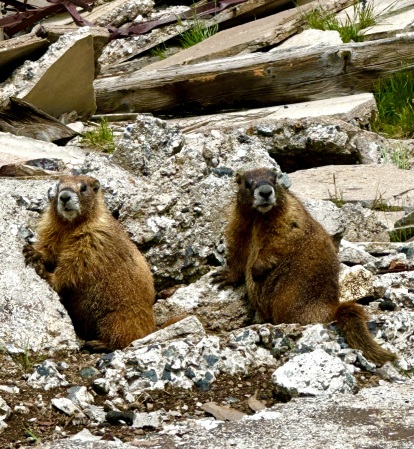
top-left (169, 93), bottom-right (376, 133)
top-left (0, 132), bottom-right (86, 172)
top-left (0, 28), bottom-right (96, 120)
top-left (289, 164), bottom-right (414, 209)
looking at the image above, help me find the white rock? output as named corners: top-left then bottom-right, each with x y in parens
top-left (132, 411), bottom-right (164, 429)
top-left (0, 397), bottom-right (11, 421)
top-left (339, 265), bottom-right (374, 302)
top-left (272, 349), bottom-right (358, 398)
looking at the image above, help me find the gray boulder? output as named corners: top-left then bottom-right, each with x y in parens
top-left (272, 348), bottom-right (358, 399)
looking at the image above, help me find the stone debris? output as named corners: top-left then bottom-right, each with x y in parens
top-left (0, 28), bottom-right (96, 120)
top-left (272, 348), bottom-right (359, 399)
top-left (200, 402), bottom-right (245, 421)
top-left (0, 1), bottom-right (413, 447)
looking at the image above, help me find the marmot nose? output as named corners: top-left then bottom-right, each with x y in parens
top-left (258, 185), bottom-right (273, 199)
top-left (59, 191), bottom-right (72, 204)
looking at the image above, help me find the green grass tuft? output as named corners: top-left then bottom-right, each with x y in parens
top-left (178, 21), bottom-right (219, 48)
top-left (81, 118), bottom-right (115, 154)
top-left (372, 70), bottom-right (414, 139)
top-left (150, 43), bottom-right (168, 60)
top-left (301, 1), bottom-right (377, 43)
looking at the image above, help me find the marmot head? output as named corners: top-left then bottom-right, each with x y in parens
top-left (50, 175), bottom-right (102, 222)
top-left (236, 167), bottom-right (287, 214)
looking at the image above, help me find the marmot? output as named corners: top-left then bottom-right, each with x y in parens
top-left (23, 175), bottom-right (156, 352)
top-left (213, 167), bottom-right (396, 366)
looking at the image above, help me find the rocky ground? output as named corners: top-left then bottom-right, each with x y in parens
top-left (1, 0), bottom-right (414, 448)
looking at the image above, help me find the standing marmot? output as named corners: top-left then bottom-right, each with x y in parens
top-left (213, 167), bottom-right (396, 366)
top-left (23, 175), bottom-right (156, 351)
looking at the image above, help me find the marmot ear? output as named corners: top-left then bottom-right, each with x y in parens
top-left (235, 172), bottom-right (243, 184)
top-left (48, 183), bottom-right (58, 201)
top-left (92, 179), bottom-right (100, 193)
top-left (276, 171), bottom-right (292, 189)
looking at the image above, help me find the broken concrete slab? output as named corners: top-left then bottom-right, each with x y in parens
top-left (276, 29), bottom-right (343, 50)
top-left (289, 164), bottom-right (414, 209)
top-left (0, 27), bottom-right (96, 120)
top-left (34, 24), bottom-right (110, 76)
top-left (138, 0), bottom-right (353, 73)
top-left (0, 32), bottom-right (48, 82)
top-left (168, 93), bottom-right (377, 133)
top-left (0, 131), bottom-right (86, 175)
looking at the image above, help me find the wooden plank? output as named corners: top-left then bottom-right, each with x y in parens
top-left (137, 0), bottom-right (355, 74)
top-left (95, 34), bottom-right (414, 116)
top-left (0, 97), bottom-right (77, 144)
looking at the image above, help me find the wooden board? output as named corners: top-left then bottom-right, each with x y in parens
top-left (95, 34), bottom-right (414, 116)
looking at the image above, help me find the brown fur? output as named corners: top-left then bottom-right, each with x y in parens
top-left (23, 175), bottom-right (156, 352)
top-left (213, 168), bottom-right (396, 366)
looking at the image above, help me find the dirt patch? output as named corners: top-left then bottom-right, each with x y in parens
top-left (0, 349), bottom-right (380, 448)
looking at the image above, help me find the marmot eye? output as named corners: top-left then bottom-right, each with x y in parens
top-left (80, 184), bottom-right (87, 192)
top-left (245, 180), bottom-right (251, 188)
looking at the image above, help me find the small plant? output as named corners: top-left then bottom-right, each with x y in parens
top-left (24, 427), bottom-right (41, 444)
top-left (370, 189), bottom-right (389, 211)
top-left (328, 174), bottom-right (345, 207)
top-left (81, 118), bottom-right (115, 154)
top-left (150, 43), bottom-right (167, 60)
top-left (372, 70), bottom-right (414, 139)
top-left (391, 146), bottom-right (410, 170)
top-left (381, 145), bottom-right (410, 169)
top-left (301, 0), bottom-right (378, 43)
top-left (178, 21), bottom-right (218, 48)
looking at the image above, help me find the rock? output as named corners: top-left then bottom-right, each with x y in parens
top-left (27, 360), bottom-right (69, 390)
top-left (247, 394), bottom-right (267, 412)
top-left (277, 29), bottom-right (343, 49)
top-left (341, 203), bottom-right (390, 242)
top-left (131, 315), bottom-right (206, 348)
top-left (0, 178), bottom-right (79, 352)
top-left (85, 0), bottom-right (154, 28)
top-left (70, 429), bottom-right (102, 442)
top-left (154, 274), bottom-right (252, 332)
top-left (272, 349), bottom-right (358, 399)
top-left (0, 28), bottom-right (96, 120)
top-left (200, 402), bottom-right (245, 421)
top-left (51, 398), bottom-right (87, 424)
top-left (112, 114), bottom-right (185, 176)
top-left (303, 199), bottom-right (345, 237)
top-left (252, 116), bottom-right (391, 172)
top-left (131, 410), bottom-right (164, 429)
top-left (339, 265), bottom-right (375, 302)
top-left (0, 131), bottom-right (85, 173)
top-left (296, 324), bottom-right (341, 355)
top-left (0, 397), bottom-right (11, 421)
top-left (169, 93), bottom-right (377, 135)
top-left (339, 240), bottom-right (378, 266)
top-left (95, 327), bottom-right (278, 398)
top-left (290, 164), bottom-right (414, 210)
top-left (66, 386), bottom-right (94, 409)
top-left (138, 1), bottom-right (352, 72)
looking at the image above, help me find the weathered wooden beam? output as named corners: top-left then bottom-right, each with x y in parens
top-left (95, 34), bottom-right (414, 116)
